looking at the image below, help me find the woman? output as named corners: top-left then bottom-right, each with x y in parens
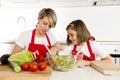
top-left (65, 19), bottom-right (114, 67)
top-left (11, 8), bottom-right (62, 62)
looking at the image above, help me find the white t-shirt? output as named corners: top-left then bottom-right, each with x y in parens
top-left (63, 41), bottom-right (109, 60)
top-left (15, 30), bottom-right (57, 50)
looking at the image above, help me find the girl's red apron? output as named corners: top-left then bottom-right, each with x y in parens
top-left (28, 29), bottom-right (52, 62)
top-left (71, 41), bottom-right (95, 61)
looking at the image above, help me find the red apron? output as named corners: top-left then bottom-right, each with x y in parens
top-left (71, 41), bottom-right (95, 61)
top-left (28, 29), bottom-right (52, 62)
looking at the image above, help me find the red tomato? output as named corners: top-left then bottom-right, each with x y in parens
top-left (39, 62), bottom-right (47, 71)
top-left (21, 62), bottom-right (30, 71)
top-left (32, 61), bottom-right (38, 66)
top-left (29, 62), bottom-right (38, 72)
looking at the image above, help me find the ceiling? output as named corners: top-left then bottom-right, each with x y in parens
top-left (1, 0), bottom-right (120, 6)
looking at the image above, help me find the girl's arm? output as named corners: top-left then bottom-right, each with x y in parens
top-left (78, 54), bottom-right (114, 67)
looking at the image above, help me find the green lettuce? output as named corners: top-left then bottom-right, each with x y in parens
top-left (54, 55), bottom-right (76, 71)
top-left (8, 50), bottom-right (34, 65)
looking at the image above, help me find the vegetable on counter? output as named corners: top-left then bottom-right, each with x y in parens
top-left (21, 62), bottom-right (30, 71)
top-left (49, 55), bottom-right (76, 71)
top-left (9, 61), bottom-right (21, 72)
top-left (39, 61), bottom-right (47, 71)
top-left (29, 62), bottom-right (39, 72)
top-left (0, 54), bottom-right (10, 65)
top-left (21, 61), bottom-right (48, 72)
top-left (8, 50), bottom-right (34, 65)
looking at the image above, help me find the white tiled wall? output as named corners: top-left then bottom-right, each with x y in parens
top-left (0, 3), bottom-right (120, 61)
top-left (0, 6), bottom-right (120, 42)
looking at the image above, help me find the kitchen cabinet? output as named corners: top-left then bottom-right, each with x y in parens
top-left (0, 0), bottom-right (120, 42)
top-left (0, 7), bottom-right (38, 56)
top-left (0, 8), bottom-right (26, 42)
top-left (1, 0), bottom-right (120, 8)
top-left (0, 0), bottom-right (94, 8)
top-left (0, 42), bottom-right (14, 57)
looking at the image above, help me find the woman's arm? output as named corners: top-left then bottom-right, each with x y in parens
top-left (11, 44), bottom-right (23, 54)
top-left (49, 42), bottom-right (63, 54)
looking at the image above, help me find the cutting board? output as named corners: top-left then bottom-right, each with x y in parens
top-left (0, 65), bottom-right (52, 80)
top-left (91, 61), bottom-right (120, 76)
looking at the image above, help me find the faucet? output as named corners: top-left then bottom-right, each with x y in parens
top-left (17, 16), bottom-right (26, 30)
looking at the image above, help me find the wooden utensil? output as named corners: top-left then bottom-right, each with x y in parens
top-left (43, 43), bottom-right (58, 67)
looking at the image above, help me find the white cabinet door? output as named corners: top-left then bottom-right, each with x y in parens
top-left (0, 8), bottom-right (26, 42)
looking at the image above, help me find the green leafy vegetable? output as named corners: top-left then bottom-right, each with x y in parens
top-left (8, 50), bottom-right (34, 65)
top-left (54, 55), bottom-right (76, 71)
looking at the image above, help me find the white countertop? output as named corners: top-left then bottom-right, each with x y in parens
top-left (50, 66), bottom-right (120, 80)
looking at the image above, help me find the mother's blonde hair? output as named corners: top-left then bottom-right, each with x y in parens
top-left (38, 8), bottom-right (57, 28)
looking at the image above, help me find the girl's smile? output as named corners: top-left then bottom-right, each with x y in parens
top-left (67, 29), bottom-right (78, 45)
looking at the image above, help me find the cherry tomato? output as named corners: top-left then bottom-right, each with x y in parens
top-left (29, 62), bottom-right (38, 72)
top-left (21, 62), bottom-right (30, 71)
top-left (39, 62), bottom-right (47, 71)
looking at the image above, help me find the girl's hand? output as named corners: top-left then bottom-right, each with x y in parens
top-left (78, 60), bottom-right (92, 67)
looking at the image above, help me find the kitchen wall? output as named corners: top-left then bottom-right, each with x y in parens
top-left (0, 1), bottom-right (120, 57)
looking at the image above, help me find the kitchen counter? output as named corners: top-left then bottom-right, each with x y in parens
top-left (0, 65), bottom-right (52, 80)
top-left (50, 66), bottom-right (120, 80)
top-left (0, 65), bottom-right (120, 80)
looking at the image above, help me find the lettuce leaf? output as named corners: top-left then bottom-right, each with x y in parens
top-left (8, 50), bottom-right (34, 65)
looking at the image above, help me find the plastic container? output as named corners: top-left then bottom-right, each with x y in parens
top-left (47, 51), bottom-right (83, 71)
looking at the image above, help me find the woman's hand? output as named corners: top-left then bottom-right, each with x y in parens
top-left (50, 42), bottom-right (63, 54)
top-left (49, 47), bottom-right (58, 55)
top-left (53, 42), bottom-right (63, 51)
top-left (32, 50), bottom-right (39, 60)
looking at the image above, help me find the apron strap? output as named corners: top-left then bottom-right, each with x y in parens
top-left (71, 45), bottom-right (77, 55)
top-left (90, 36), bottom-right (95, 41)
top-left (31, 29), bottom-right (36, 44)
top-left (87, 41), bottom-right (93, 56)
top-left (45, 33), bottom-right (52, 47)
top-left (71, 36), bottom-right (95, 60)
top-left (87, 41), bottom-right (95, 60)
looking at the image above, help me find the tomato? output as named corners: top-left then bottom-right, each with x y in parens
top-left (29, 62), bottom-right (38, 72)
top-left (32, 61), bottom-right (38, 66)
top-left (39, 62), bottom-right (47, 71)
top-left (21, 62), bottom-right (30, 71)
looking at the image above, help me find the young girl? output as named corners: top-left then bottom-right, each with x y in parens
top-left (65, 19), bottom-right (114, 67)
